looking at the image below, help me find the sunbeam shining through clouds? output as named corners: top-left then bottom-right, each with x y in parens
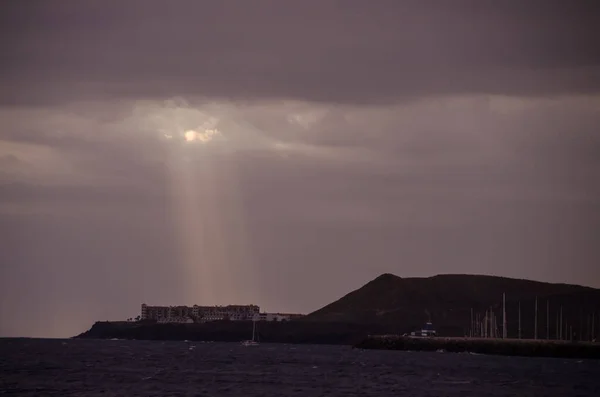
top-left (130, 99), bottom-right (260, 306)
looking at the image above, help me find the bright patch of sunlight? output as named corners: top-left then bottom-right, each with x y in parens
top-left (184, 128), bottom-right (221, 143)
top-left (184, 130), bottom-right (197, 142)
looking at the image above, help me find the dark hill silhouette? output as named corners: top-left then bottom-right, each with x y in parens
top-left (77, 273), bottom-right (600, 343)
top-left (305, 274), bottom-right (600, 338)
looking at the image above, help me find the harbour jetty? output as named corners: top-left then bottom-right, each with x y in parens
top-left (354, 335), bottom-right (600, 359)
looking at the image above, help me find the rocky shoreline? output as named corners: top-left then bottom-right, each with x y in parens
top-left (354, 335), bottom-right (600, 359)
top-left (76, 321), bottom-right (600, 359)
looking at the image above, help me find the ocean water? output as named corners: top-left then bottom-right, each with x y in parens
top-left (1, 338), bottom-right (599, 396)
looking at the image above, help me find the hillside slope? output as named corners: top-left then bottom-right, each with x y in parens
top-left (305, 274), bottom-right (600, 338)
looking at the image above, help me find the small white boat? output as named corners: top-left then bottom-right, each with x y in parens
top-left (241, 319), bottom-right (259, 346)
top-left (410, 322), bottom-right (437, 337)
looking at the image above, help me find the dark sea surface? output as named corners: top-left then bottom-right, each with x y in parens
top-left (1, 338), bottom-right (599, 396)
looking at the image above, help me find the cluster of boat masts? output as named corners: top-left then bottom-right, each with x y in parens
top-left (240, 293), bottom-right (598, 345)
top-left (469, 293), bottom-right (597, 342)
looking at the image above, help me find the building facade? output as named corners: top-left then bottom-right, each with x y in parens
top-left (141, 304), bottom-right (260, 323)
top-left (254, 312), bottom-right (305, 322)
top-left (140, 304), bottom-right (304, 323)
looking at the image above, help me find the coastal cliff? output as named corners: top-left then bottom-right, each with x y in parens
top-left (75, 320), bottom-right (395, 345)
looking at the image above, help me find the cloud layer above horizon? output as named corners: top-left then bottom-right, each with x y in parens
top-left (1, 0), bottom-right (599, 337)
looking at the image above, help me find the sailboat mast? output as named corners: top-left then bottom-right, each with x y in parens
top-left (483, 311), bottom-right (487, 338)
top-left (546, 300), bottom-right (550, 340)
top-left (470, 308), bottom-right (474, 338)
top-left (560, 306), bottom-right (563, 340)
top-left (502, 293), bottom-right (507, 339)
top-left (488, 308), bottom-right (492, 338)
top-left (580, 311), bottom-right (583, 342)
top-left (570, 325), bottom-right (573, 341)
top-left (518, 302), bottom-right (521, 339)
top-left (534, 296), bottom-right (538, 340)
top-left (588, 313), bottom-right (591, 342)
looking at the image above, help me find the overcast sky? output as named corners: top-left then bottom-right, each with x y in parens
top-left (1, 0), bottom-right (599, 338)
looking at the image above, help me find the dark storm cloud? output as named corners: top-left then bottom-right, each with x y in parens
top-left (2, 0), bottom-right (600, 105)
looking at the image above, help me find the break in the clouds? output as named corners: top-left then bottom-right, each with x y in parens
top-left (1, 1), bottom-right (599, 338)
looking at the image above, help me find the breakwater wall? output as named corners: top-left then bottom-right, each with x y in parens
top-left (354, 336), bottom-right (600, 359)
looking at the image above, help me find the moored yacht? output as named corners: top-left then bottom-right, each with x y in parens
top-left (410, 322), bottom-right (437, 337)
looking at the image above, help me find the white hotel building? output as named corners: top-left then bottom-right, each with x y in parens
top-left (141, 304), bottom-right (303, 323)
